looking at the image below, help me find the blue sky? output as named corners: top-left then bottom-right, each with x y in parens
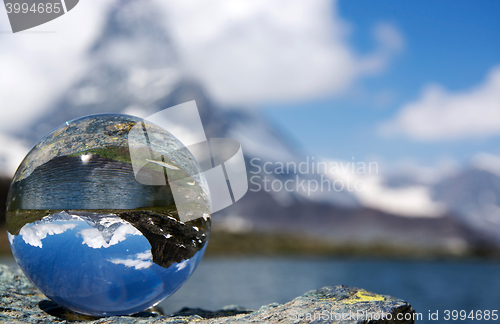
top-left (0, 0), bottom-right (497, 217)
top-left (262, 0), bottom-right (500, 170)
top-left (1, 0), bottom-right (499, 177)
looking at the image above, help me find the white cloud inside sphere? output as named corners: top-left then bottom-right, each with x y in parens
top-left (109, 250), bottom-right (153, 270)
top-left (19, 223), bottom-right (77, 248)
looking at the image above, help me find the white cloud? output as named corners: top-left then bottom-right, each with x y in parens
top-left (19, 223), bottom-right (76, 248)
top-left (109, 250), bottom-right (153, 270)
top-left (174, 259), bottom-right (189, 272)
top-left (356, 23), bottom-right (405, 75)
top-left (0, 0), bottom-right (404, 131)
top-left (0, 133), bottom-right (30, 176)
top-left (79, 223), bottom-right (141, 249)
top-left (160, 0), bottom-right (403, 104)
top-left (0, 0), bottom-right (113, 132)
top-left (0, 0), bottom-right (404, 177)
top-left (327, 159), bottom-right (445, 217)
top-left (380, 66), bottom-right (500, 140)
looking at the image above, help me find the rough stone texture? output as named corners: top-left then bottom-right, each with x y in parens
top-left (0, 265), bottom-right (415, 323)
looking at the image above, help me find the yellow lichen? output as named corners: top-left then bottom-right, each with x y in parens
top-left (51, 127), bottom-right (67, 138)
top-left (106, 122), bottom-right (135, 132)
top-left (342, 290), bottom-right (385, 304)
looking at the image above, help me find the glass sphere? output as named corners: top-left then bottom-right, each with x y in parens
top-left (6, 114), bottom-right (211, 316)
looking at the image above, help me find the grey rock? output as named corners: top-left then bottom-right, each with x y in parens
top-left (0, 265), bottom-right (416, 323)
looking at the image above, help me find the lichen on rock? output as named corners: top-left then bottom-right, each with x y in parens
top-left (0, 264), bottom-right (416, 323)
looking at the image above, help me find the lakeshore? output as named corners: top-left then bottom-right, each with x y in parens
top-left (2, 227), bottom-right (500, 260)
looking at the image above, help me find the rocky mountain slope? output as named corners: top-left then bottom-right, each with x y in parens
top-left (10, 0), bottom-right (498, 253)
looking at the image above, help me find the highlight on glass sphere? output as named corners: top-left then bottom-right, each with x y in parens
top-left (6, 114), bottom-right (211, 316)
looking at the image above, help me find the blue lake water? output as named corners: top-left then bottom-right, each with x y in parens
top-left (161, 257), bottom-right (500, 323)
top-left (3, 256), bottom-right (500, 323)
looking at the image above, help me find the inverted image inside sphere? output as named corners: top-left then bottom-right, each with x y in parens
top-left (6, 114), bottom-right (211, 316)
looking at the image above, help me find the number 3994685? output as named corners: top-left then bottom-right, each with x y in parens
top-left (5, 2), bottom-right (62, 14)
top-left (444, 310), bottom-right (498, 321)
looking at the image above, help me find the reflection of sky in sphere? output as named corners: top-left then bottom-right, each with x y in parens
top-left (6, 115), bottom-right (211, 316)
top-left (9, 213), bottom-right (205, 316)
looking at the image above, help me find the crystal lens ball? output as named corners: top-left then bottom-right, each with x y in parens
top-left (6, 114), bottom-right (211, 316)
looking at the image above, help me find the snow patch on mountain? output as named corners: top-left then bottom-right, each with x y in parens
top-left (17, 211), bottom-right (141, 249)
top-left (325, 160), bottom-right (446, 217)
top-left (472, 153), bottom-right (500, 177)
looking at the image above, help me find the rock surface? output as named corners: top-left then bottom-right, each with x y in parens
top-left (0, 265), bottom-right (416, 323)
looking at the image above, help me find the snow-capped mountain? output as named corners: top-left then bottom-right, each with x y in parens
top-left (10, 0), bottom-right (498, 252)
top-left (18, 0), bottom-right (180, 143)
top-left (17, 0), bottom-right (359, 209)
top-left (16, 211), bottom-right (140, 249)
top-left (433, 165), bottom-right (500, 245)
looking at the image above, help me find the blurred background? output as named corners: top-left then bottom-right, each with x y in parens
top-left (1, 0), bottom-right (500, 322)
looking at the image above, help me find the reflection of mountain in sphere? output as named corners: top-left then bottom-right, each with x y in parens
top-left (6, 114), bottom-right (211, 316)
